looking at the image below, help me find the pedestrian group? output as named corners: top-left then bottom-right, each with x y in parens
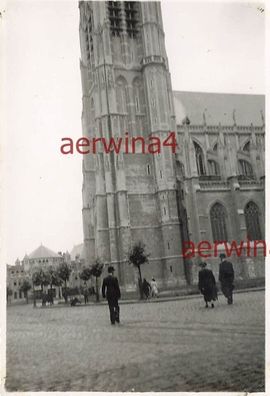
top-left (198, 253), bottom-right (234, 308)
top-left (142, 277), bottom-right (159, 299)
top-left (101, 253), bottom-right (234, 325)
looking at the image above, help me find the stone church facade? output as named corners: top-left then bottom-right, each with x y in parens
top-left (79, 1), bottom-right (265, 291)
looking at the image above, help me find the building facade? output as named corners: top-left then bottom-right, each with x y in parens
top-left (79, 1), bottom-right (265, 290)
top-left (7, 245), bottom-right (64, 303)
top-left (6, 245), bottom-right (87, 303)
top-left (7, 259), bottom-right (27, 303)
top-left (173, 92), bottom-right (265, 283)
top-left (22, 244), bottom-right (64, 274)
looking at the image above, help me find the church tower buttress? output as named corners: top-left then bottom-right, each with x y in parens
top-left (79, 1), bottom-right (186, 290)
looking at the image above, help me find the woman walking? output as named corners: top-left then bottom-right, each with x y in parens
top-left (198, 262), bottom-right (217, 308)
top-left (150, 278), bottom-right (159, 298)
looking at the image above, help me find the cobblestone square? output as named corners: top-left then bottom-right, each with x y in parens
top-left (6, 290), bottom-right (264, 392)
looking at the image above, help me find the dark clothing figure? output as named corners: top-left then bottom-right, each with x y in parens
top-left (102, 273), bottom-right (121, 324)
top-left (70, 297), bottom-right (81, 306)
top-left (82, 287), bottom-right (89, 304)
top-left (48, 293), bottom-right (54, 305)
top-left (42, 293), bottom-right (47, 307)
top-left (219, 259), bottom-right (234, 304)
top-left (142, 278), bottom-right (151, 299)
top-left (198, 267), bottom-right (217, 308)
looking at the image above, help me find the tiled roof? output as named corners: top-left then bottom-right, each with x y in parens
top-left (28, 244), bottom-right (60, 259)
top-left (173, 91), bottom-right (265, 126)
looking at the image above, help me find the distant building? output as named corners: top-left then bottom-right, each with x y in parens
top-left (22, 244), bottom-right (63, 274)
top-left (70, 243), bottom-right (85, 262)
top-left (7, 259), bottom-right (27, 303)
top-left (7, 244), bottom-right (88, 303)
top-left (68, 245), bottom-right (86, 290)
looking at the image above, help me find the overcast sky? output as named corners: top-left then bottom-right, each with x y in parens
top-left (4, 1), bottom-right (265, 264)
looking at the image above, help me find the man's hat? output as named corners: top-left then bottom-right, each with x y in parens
top-left (219, 253), bottom-right (226, 259)
top-left (199, 262), bottom-right (207, 268)
top-left (108, 266), bottom-right (115, 273)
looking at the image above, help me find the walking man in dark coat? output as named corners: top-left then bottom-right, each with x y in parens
top-left (219, 253), bottom-right (234, 304)
top-left (142, 278), bottom-right (151, 299)
top-left (198, 262), bottom-right (217, 308)
top-left (102, 266), bottom-right (121, 325)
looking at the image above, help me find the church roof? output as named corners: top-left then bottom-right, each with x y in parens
top-left (173, 91), bottom-right (265, 127)
top-left (28, 244), bottom-right (61, 259)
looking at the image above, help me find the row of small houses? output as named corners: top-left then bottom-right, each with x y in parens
top-left (6, 244), bottom-right (100, 304)
top-left (6, 261), bottom-right (101, 304)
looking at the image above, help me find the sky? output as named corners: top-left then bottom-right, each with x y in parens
top-left (3, 0), bottom-right (265, 264)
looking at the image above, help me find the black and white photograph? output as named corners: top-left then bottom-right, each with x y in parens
top-left (2, 0), bottom-right (265, 393)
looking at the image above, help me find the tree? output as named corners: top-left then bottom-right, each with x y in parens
top-left (32, 269), bottom-right (50, 291)
top-left (32, 269), bottom-right (50, 307)
top-left (47, 266), bottom-right (62, 304)
top-left (20, 279), bottom-right (32, 304)
top-left (128, 241), bottom-right (150, 299)
top-left (90, 259), bottom-right (104, 302)
top-left (57, 262), bottom-right (71, 303)
top-left (79, 267), bottom-right (92, 284)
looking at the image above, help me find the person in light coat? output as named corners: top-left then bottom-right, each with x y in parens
top-left (150, 278), bottom-right (159, 298)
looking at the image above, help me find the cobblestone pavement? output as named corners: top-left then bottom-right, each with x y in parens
top-left (6, 290), bottom-right (264, 392)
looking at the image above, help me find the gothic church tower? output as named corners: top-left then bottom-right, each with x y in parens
top-left (79, 1), bottom-right (186, 290)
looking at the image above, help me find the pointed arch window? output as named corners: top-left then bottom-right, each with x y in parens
top-left (107, 2), bottom-right (122, 37)
top-left (213, 143), bottom-right (218, 152)
top-left (208, 160), bottom-right (220, 176)
top-left (243, 141), bottom-right (250, 152)
top-left (124, 2), bottom-right (139, 38)
top-left (210, 203), bottom-right (228, 242)
top-left (238, 159), bottom-right (253, 178)
top-left (244, 201), bottom-right (262, 241)
top-left (116, 78), bottom-right (128, 114)
top-left (84, 9), bottom-right (94, 69)
top-left (193, 141), bottom-right (206, 176)
top-left (133, 78), bottom-right (145, 115)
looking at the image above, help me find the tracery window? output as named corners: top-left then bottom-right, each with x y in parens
top-left (238, 159), bottom-right (253, 178)
top-left (133, 78), bottom-right (145, 114)
top-left (124, 2), bottom-right (139, 38)
top-left (108, 1), bottom-right (122, 36)
top-left (243, 141), bottom-right (250, 152)
top-left (116, 77), bottom-right (128, 113)
top-left (244, 201), bottom-right (262, 241)
top-left (107, 2), bottom-right (139, 38)
top-left (193, 141), bottom-right (206, 176)
top-left (85, 10), bottom-right (94, 69)
top-left (208, 160), bottom-right (220, 176)
top-left (210, 203), bottom-right (228, 242)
